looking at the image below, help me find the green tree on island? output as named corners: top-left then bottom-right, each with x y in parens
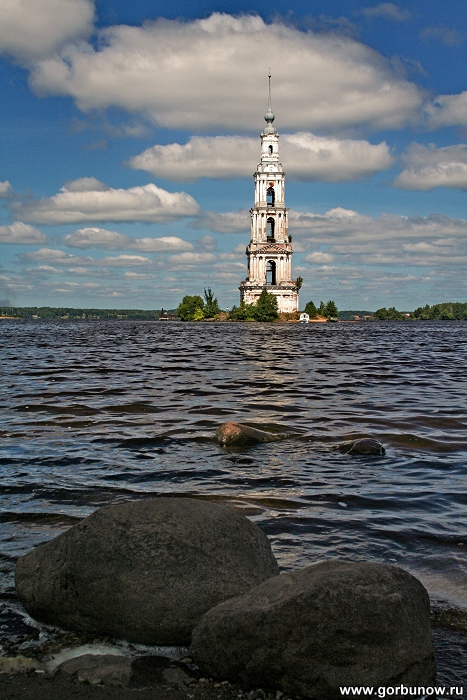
top-left (254, 288), bottom-right (279, 321)
top-left (304, 300), bottom-right (318, 318)
top-left (325, 300), bottom-right (338, 319)
top-left (203, 288), bottom-right (221, 318)
top-left (176, 295), bottom-right (205, 321)
top-left (317, 300), bottom-right (339, 319)
top-left (229, 301), bottom-right (256, 321)
top-left (375, 307), bottom-right (406, 321)
top-left (229, 289), bottom-right (278, 321)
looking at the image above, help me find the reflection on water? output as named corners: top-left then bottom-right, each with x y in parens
top-left (0, 320), bottom-right (466, 681)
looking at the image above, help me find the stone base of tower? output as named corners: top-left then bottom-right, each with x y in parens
top-left (239, 283), bottom-right (299, 314)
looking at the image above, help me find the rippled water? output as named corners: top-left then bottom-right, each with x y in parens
top-left (1, 320), bottom-right (466, 683)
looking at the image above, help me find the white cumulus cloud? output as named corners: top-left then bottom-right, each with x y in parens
top-left (167, 252), bottom-right (217, 265)
top-left (0, 222), bottom-right (47, 244)
top-left (23, 248), bottom-right (153, 267)
top-left (130, 133), bottom-right (393, 183)
top-left (393, 143), bottom-right (467, 191)
top-left (0, 181), bottom-right (14, 198)
top-left (63, 227), bottom-right (193, 252)
top-left (28, 13), bottom-right (423, 132)
top-left (0, 0), bottom-right (95, 62)
top-left (283, 133), bottom-right (393, 181)
top-left (13, 178), bottom-right (199, 224)
top-left (290, 208), bottom-right (467, 271)
top-left (64, 227), bottom-right (128, 249)
top-left (361, 4), bottom-right (410, 21)
top-left (98, 254), bottom-right (152, 267)
top-left (304, 252), bottom-right (335, 264)
top-left (425, 91), bottom-right (467, 129)
top-left (134, 237), bottom-right (193, 253)
top-left (290, 208), bottom-right (467, 245)
top-left (189, 210), bottom-right (250, 234)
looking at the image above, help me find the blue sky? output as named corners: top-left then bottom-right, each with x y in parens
top-left (1, 0), bottom-right (466, 311)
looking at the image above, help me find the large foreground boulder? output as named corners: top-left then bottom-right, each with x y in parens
top-left (15, 497), bottom-right (279, 645)
top-left (191, 560), bottom-right (435, 698)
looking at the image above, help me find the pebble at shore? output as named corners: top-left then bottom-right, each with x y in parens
top-left (0, 653), bottom-right (296, 700)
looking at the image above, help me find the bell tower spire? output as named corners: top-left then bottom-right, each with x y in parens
top-left (239, 72), bottom-right (299, 313)
top-left (265, 68), bottom-right (275, 126)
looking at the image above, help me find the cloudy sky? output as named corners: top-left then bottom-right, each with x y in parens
top-left (1, 0), bottom-right (466, 311)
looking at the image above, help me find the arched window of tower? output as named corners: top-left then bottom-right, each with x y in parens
top-left (267, 187), bottom-right (275, 207)
top-left (269, 145), bottom-right (273, 154)
top-left (267, 217), bottom-right (275, 241)
top-left (266, 260), bottom-right (276, 286)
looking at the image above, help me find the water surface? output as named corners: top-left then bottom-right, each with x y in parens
top-left (1, 320), bottom-right (466, 682)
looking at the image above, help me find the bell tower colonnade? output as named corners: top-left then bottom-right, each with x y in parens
top-left (239, 72), bottom-right (299, 313)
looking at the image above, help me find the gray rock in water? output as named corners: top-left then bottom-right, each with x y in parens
top-left (215, 422), bottom-right (281, 446)
top-left (191, 560), bottom-right (435, 698)
top-left (346, 438), bottom-right (386, 455)
top-left (15, 497), bottom-right (279, 645)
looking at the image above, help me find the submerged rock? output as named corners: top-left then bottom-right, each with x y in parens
top-left (216, 422), bottom-right (282, 447)
top-left (346, 438), bottom-right (386, 455)
top-left (191, 560), bottom-right (436, 698)
top-left (15, 497), bottom-right (279, 645)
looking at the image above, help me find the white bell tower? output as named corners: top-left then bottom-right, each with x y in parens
top-left (239, 72), bottom-right (299, 313)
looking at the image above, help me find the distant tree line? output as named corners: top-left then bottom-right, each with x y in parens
top-left (412, 302), bottom-right (467, 320)
top-left (0, 307), bottom-right (172, 320)
top-left (375, 302), bottom-right (467, 321)
top-left (338, 310), bottom-right (374, 320)
top-left (8, 300), bottom-right (463, 324)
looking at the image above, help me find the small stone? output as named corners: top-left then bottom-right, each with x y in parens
top-left (0, 655), bottom-right (43, 675)
top-left (163, 667), bottom-right (193, 689)
top-left (54, 654), bottom-right (132, 687)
